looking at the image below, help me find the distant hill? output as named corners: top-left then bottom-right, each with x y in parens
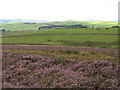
top-left (0, 19), bottom-right (50, 23)
top-left (48, 21), bottom-right (118, 27)
top-left (1, 20), bottom-right (118, 31)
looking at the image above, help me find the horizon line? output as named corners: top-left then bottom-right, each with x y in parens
top-left (0, 19), bottom-right (118, 22)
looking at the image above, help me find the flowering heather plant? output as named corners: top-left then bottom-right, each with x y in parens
top-left (2, 51), bottom-right (119, 88)
top-left (22, 55), bottom-right (32, 60)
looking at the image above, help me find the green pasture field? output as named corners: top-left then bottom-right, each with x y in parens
top-left (2, 34), bottom-right (118, 48)
top-left (2, 28), bottom-right (118, 37)
top-left (2, 23), bottom-right (46, 31)
top-left (2, 21), bottom-right (118, 31)
top-left (52, 21), bottom-right (118, 27)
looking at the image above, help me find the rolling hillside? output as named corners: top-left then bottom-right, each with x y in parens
top-left (1, 21), bottom-right (118, 31)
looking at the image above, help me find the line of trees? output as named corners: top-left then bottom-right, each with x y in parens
top-left (38, 25), bottom-right (120, 30)
top-left (38, 25), bottom-right (88, 30)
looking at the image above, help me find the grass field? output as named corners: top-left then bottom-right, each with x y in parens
top-left (2, 35), bottom-right (118, 48)
top-left (2, 28), bottom-right (118, 36)
top-left (2, 28), bottom-right (118, 49)
top-left (2, 23), bottom-right (45, 31)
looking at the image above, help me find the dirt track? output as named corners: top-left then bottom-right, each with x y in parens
top-left (2, 45), bottom-right (118, 53)
top-left (1, 33), bottom-right (119, 38)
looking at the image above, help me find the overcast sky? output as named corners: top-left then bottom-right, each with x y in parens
top-left (0, 0), bottom-right (119, 21)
